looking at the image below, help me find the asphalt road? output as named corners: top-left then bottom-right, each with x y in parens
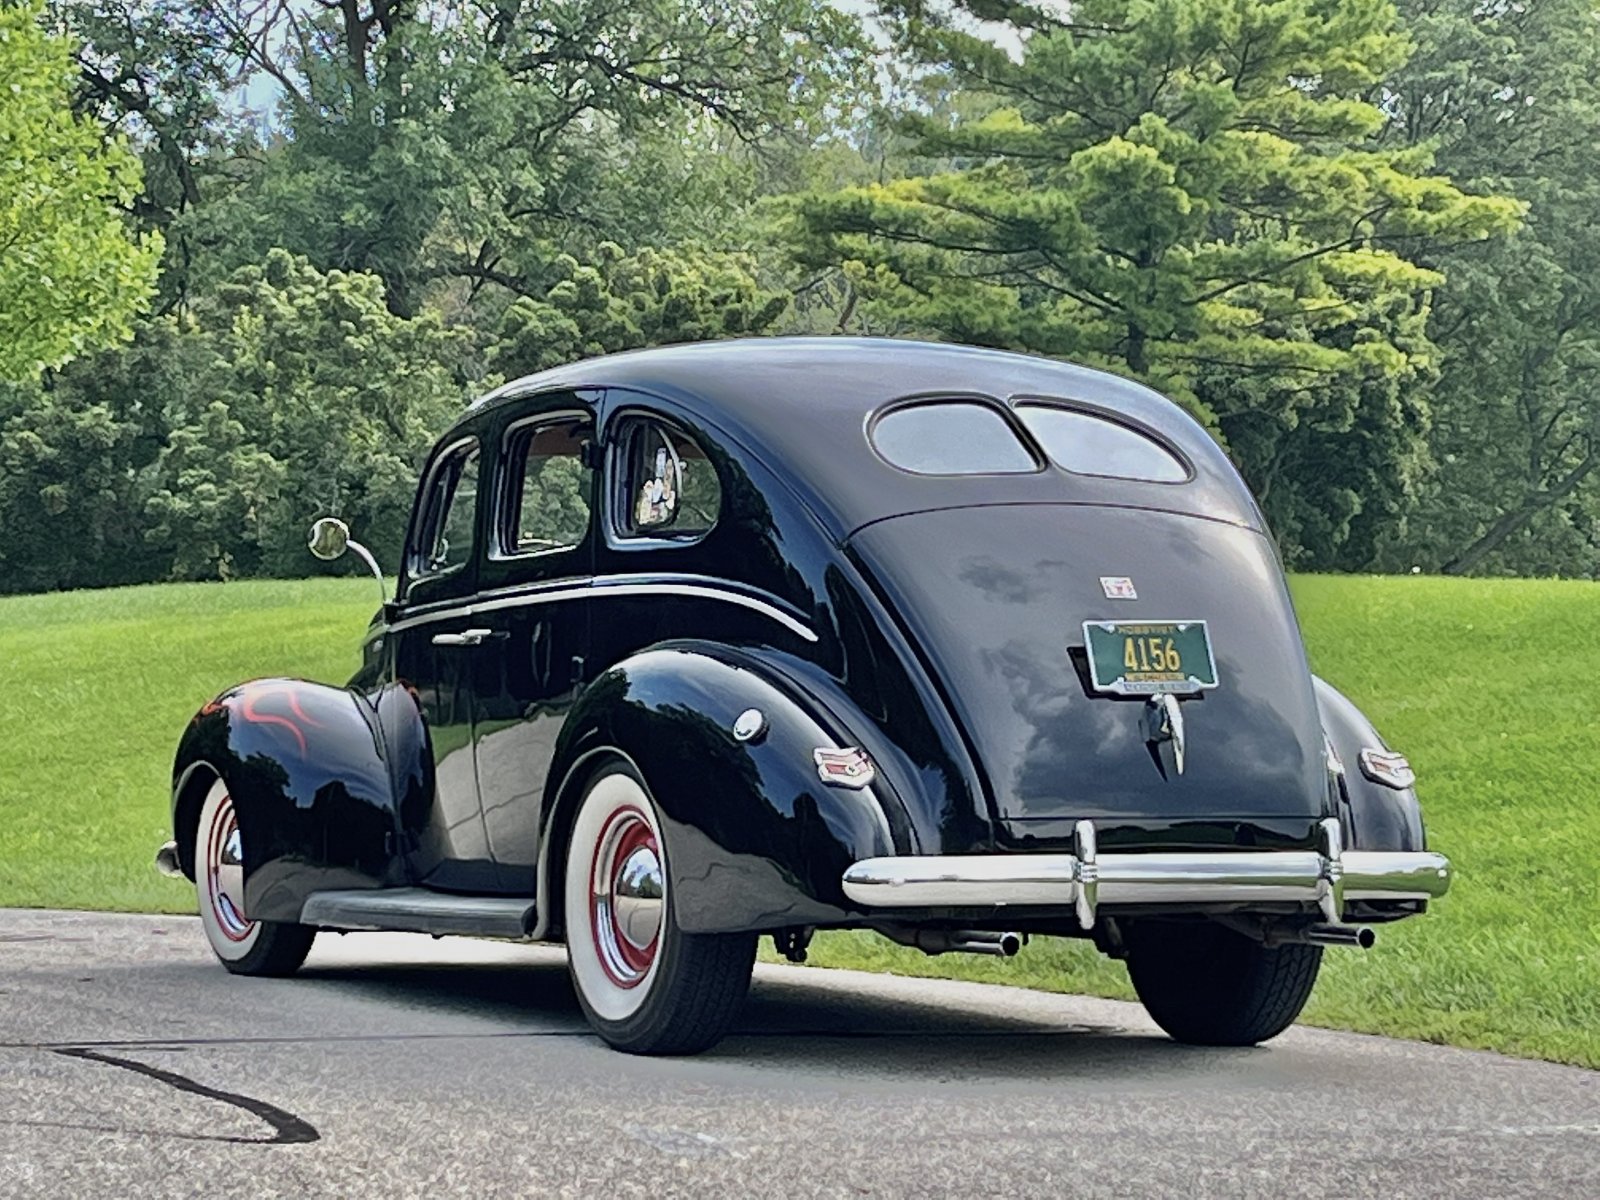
top-left (1, 909), bottom-right (1595, 1198)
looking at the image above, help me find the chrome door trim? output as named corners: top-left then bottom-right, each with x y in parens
top-left (385, 574), bottom-right (819, 643)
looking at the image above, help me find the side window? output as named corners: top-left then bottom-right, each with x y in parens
top-left (413, 441), bottom-right (479, 578)
top-left (614, 419), bottom-right (721, 541)
top-left (501, 416), bottom-right (592, 556)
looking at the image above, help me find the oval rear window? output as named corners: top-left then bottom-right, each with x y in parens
top-left (871, 402), bottom-right (1038, 475)
top-left (1015, 405), bottom-right (1187, 483)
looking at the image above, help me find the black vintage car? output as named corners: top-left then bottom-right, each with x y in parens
top-left (159, 337), bottom-right (1451, 1055)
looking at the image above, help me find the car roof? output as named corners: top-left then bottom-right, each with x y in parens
top-left (466, 337), bottom-right (1262, 539)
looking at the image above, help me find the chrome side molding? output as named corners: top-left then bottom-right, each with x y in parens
top-left (840, 817), bottom-right (1451, 930)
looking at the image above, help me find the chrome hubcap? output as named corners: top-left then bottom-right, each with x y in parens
top-left (205, 795), bottom-right (254, 941)
top-left (590, 807), bottom-right (663, 988)
top-left (613, 845), bottom-right (664, 951)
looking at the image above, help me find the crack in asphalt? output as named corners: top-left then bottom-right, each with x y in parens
top-left (38, 1047), bottom-right (320, 1145)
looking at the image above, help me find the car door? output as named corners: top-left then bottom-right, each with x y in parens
top-left (469, 399), bottom-right (597, 893)
top-left (388, 433), bottom-right (500, 891)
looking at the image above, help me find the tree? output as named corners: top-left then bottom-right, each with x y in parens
top-left (0, 251), bottom-right (474, 592)
top-left (164, 0), bottom-right (870, 316)
top-left (792, 0), bottom-right (1518, 565)
top-left (141, 249), bottom-right (473, 577)
top-left (1378, 0), bottom-right (1600, 577)
top-left (50, 0), bottom-right (250, 310)
top-left (490, 244), bottom-right (790, 378)
top-left (0, 0), bottom-right (162, 380)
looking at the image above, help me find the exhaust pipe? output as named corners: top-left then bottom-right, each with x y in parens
top-left (876, 927), bottom-right (1023, 957)
top-left (1299, 928), bottom-right (1376, 953)
top-left (154, 840), bottom-right (183, 879)
top-left (916, 930), bottom-right (1022, 957)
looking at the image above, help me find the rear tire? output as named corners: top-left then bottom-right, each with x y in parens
top-left (1125, 920), bottom-right (1321, 1046)
top-left (194, 778), bottom-right (315, 977)
top-left (563, 762), bottom-right (755, 1055)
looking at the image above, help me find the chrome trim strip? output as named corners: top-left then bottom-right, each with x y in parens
top-left (386, 583), bottom-right (592, 634)
top-left (586, 580), bottom-right (819, 643)
top-left (841, 827), bottom-right (1451, 921)
top-left (385, 575), bottom-right (818, 643)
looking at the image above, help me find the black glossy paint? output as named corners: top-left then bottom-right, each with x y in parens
top-left (849, 503), bottom-right (1329, 845)
top-left (1314, 676), bottom-right (1427, 853)
top-left (170, 337), bottom-right (1428, 937)
top-left (539, 647), bottom-right (895, 934)
top-left (170, 677), bottom-right (426, 922)
top-left (470, 339), bottom-right (1266, 542)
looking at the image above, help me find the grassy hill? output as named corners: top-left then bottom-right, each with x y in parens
top-left (1, 574), bottom-right (1596, 1067)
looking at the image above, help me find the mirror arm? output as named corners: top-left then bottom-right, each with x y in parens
top-left (347, 538), bottom-right (388, 607)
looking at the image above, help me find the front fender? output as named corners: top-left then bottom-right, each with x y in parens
top-left (539, 647), bottom-right (898, 936)
top-left (1313, 675), bottom-right (1426, 853)
top-left (172, 677), bottom-right (421, 922)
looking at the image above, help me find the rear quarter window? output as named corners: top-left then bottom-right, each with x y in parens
top-left (869, 402), bottom-right (1038, 476)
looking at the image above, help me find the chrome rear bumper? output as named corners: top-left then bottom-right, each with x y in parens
top-left (841, 818), bottom-right (1450, 929)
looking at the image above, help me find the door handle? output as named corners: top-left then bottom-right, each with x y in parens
top-left (431, 627), bottom-right (500, 647)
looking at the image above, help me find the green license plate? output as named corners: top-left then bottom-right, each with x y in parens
top-left (1082, 620), bottom-right (1218, 695)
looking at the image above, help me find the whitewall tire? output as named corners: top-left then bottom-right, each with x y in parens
top-left (563, 762), bottom-right (755, 1054)
top-left (194, 777), bottom-right (315, 977)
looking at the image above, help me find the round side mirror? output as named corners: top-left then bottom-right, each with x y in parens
top-left (307, 516), bottom-right (351, 562)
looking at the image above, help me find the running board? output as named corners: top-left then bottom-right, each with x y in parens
top-left (299, 889), bottom-right (537, 939)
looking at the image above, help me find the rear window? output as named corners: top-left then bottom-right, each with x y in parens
top-left (1015, 404), bottom-right (1188, 483)
top-left (870, 402), bottom-right (1038, 475)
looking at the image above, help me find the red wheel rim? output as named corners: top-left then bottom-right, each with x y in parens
top-left (588, 805), bottom-right (663, 988)
top-left (205, 793), bottom-right (254, 942)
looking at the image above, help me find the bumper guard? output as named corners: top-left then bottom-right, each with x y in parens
top-left (841, 818), bottom-right (1450, 930)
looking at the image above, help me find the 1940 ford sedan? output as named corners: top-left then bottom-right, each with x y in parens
top-left (159, 337), bottom-right (1451, 1055)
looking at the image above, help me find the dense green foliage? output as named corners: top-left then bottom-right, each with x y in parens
top-left (0, 0), bottom-right (160, 381)
top-left (1375, 0), bottom-right (1600, 576)
top-left (791, 0), bottom-right (1519, 568)
top-left (2, 0), bottom-right (1600, 585)
top-left (3, 574), bottom-right (1596, 1068)
top-left (1, 251), bottom-right (468, 591)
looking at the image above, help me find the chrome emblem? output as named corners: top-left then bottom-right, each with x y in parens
top-left (1100, 576), bottom-right (1137, 600)
top-left (814, 747), bottom-right (876, 789)
top-left (1358, 748), bottom-right (1415, 790)
top-left (1143, 693), bottom-right (1185, 775)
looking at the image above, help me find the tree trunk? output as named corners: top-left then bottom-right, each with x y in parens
top-left (1126, 323), bottom-right (1148, 375)
top-left (1441, 449), bottom-right (1600, 575)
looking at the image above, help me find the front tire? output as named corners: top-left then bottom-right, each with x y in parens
top-left (194, 778), bottom-right (315, 977)
top-left (563, 763), bottom-right (755, 1055)
top-left (1125, 920), bottom-right (1321, 1046)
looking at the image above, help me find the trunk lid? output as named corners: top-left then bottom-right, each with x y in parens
top-left (847, 504), bottom-right (1330, 848)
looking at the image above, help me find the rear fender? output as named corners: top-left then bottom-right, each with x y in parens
top-left (536, 647), bottom-right (899, 936)
top-left (172, 678), bottom-right (423, 922)
top-left (1313, 675), bottom-right (1426, 853)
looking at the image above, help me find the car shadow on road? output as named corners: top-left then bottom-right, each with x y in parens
top-left (293, 953), bottom-right (1265, 1085)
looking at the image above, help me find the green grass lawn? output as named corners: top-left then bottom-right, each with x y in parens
top-left (2, 574), bottom-right (1597, 1067)
top-left (0, 579), bottom-right (374, 911)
